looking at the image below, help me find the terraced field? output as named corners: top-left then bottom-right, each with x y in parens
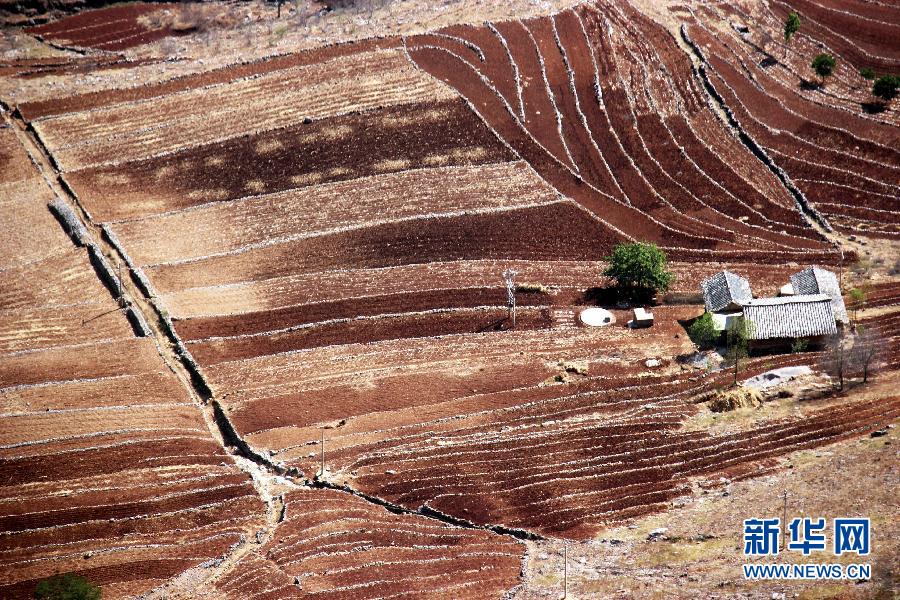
top-left (681, 0), bottom-right (900, 239)
top-left (405, 0), bottom-right (839, 261)
top-left (26, 3), bottom-right (182, 51)
top-left (195, 489), bottom-right (523, 600)
top-left (0, 121), bottom-right (265, 598)
top-left (2, 0), bottom-right (898, 596)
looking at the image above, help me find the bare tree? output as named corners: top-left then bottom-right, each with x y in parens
top-left (819, 333), bottom-right (848, 391)
top-left (850, 326), bottom-right (881, 383)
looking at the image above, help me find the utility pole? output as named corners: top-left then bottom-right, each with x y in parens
top-left (503, 269), bottom-right (518, 329)
top-left (563, 544), bottom-right (568, 599)
top-left (781, 490), bottom-right (788, 554)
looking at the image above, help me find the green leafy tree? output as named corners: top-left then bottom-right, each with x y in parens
top-left (725, 316), bottom-right (753, 386)
top-left (872, 75), bottom-right (899, 103)
top-left (811, 53), bottom-right (837, 84)
top-left (689, 312), bottom-right (719, 350)
top-left (859, 67), bottom-right (875, 80)
top-left (35, 574), bottom-right (101, 600)
top-left (603, 242), bottom-right (674, 302)
top-left (783, 12), bottom-right (800, 54)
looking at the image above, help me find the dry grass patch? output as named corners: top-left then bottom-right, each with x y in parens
top-left (254, 139), bottom-right (284, 154)
top-left (243, 179), bottom-right (266, 194)
top-left (372, 158), bottom-right (412, 172)
top-left (290, 172), bottom-right (325, 187)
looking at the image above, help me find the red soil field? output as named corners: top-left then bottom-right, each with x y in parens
top-left (106, 161), bottom-right (554, 266)
top-left (186, 306), bottom-right (552, 364)
top-left (16, 37), bottom-right (404, 121)
top-left (66, 98), bottom-right (514, 221)
top-left (199, 488), bottom-right (523, 599)
top-left (34, 48), bottom-right (453, 171)
top-left (160, 259), bottom-right (803, 323)
top-left (769, 0), bottom-right (900, 72)
top-left (405, 0), bottom-right (837, 260)
top-left (26, 3), bottom-right (181, 51)
top-left (142, 201), bottom-right (620, 293)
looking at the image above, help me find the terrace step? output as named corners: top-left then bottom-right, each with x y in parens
top-left (550, 307), bottom-right (578, 330)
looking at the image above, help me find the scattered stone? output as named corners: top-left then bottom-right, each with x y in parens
top-left (385, 469), bottom-right (396, 475)
top-left (647, 527), bottom-right (668, 540)
top-left (645, 358), bottom-right (661, 368)
top-left (870, 428), bottom-right (888, 438)
top-left (744, 366), bottom-right (812, 390)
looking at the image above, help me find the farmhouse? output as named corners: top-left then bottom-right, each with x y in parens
top-left (698, 267), bottom-right (844, 349)
top-left (742, 295), bottom-right (837, 350)
top-left (790, 266), bottom-right (848, 324)
top-left (701, 270), bottom-right (753, 313)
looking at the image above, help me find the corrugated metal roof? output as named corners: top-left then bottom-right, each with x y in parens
top-left (701, 270), bottom-right (753, 313)
top-left (790, 266), bottom-right (848, 323)
top-left (742, 294), bottom-right (837, 340)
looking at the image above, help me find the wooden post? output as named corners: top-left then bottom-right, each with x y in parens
top-left (319, 429), bottom-right (325, 477)
top-left (563, 544), bottom-right (568, 599)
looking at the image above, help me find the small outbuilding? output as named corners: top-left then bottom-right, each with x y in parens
top-left (632, 307), bottom-right (654, 328)
top-left (790, 266), bottom-right (848, 324)
top-left (742, 294), bottom-right (837, 350)
top-left (701, 270), bottom-right (753, 313)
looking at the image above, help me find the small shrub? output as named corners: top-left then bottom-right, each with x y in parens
top-left (811, 53), bottom-right (837, 81)
top-left (688, 312), bottom-right (718, 350)
top-left (859, 67), bottom-right (875, 80)
top-left (790, 338), bottom-right (809, 354)
top-left (35, 574), bottom-right (101, 600)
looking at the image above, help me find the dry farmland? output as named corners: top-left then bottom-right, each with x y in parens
top-left (1, 0), bottom-right (898, 597)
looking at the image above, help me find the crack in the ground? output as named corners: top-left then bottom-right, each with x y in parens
top-left (4, 106), bottom-right (285, 597)
top-left (311, 474), bottom-right (545, 541)
top-left (677, 24), bottom-right (836, 239)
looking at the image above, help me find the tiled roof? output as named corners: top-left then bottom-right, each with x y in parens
top-left (701, 270), bottom-right (753, 313)
top-left (790, 266), bottom-right (848, 323)
top-left (742, 294), bottom-right (837, 340)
